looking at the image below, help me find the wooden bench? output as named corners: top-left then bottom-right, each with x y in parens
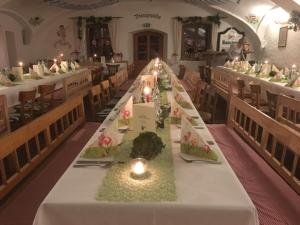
top-left (205, 95), bottom-right (300, 223)
top-left (63, 70), bottom-right (92, 99)
top-left (276, 94), bottom-right (300, 132)
top-left (228, 95), bottom-right (300, 195)
top-left (0, 94), bottom-right (85, 199)
top-left (0, 95), bottom-right (10, 137)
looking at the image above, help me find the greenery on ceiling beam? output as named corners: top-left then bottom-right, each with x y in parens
top-left (175, 14), bottom-right (224, 26)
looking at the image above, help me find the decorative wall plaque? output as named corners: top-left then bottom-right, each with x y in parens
top-left (217, 27), bottom-right (244, 51)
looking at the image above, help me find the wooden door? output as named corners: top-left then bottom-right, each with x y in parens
top-left (134, 31), bottom-right (164, 75)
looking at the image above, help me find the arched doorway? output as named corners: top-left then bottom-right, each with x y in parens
top-left (133, 30), bottom-right (165, 75)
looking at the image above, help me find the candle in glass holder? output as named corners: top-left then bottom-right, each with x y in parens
top-left (130, 158), bottom-right (149, 180)
top-left (54, 58), bottom-right (57, 64)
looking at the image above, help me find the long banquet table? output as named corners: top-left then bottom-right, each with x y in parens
top-left (33, 62), bottom-right (259, 225)
top-left (214, 66), bottom-right (300, 100)
top-left (0, 69), bottom-right (90, 107)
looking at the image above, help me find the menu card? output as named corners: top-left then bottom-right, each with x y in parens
top-left (131, 102), bottom-right (156, 137)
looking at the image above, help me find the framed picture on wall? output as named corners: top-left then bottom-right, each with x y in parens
top-left (217, 27), bottom-right (245, 51)
top-left (278, 26), bottom-right (288, 47)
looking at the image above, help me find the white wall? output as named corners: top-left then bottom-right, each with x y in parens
top-left (0, 1), bottom-right (259, 66)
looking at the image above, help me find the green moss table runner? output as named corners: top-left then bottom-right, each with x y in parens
top-left (97, 90), bottom-right (177, 202)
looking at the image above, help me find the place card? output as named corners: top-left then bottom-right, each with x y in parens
top-left (33, 64), bottom-right (44, 76)
top-left (173, 88), bottom-right (192, 109)
top-left (131, 102), bottom-right (156, 137)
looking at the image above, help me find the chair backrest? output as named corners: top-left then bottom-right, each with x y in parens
top-left (199, 65), bottom-right (206, 81)
top-left (91, 67), bottom-right (103, 85)
top-left (0, 95), bottom-right (10, 136)
top-left (109, 74), bottom-right (118, 88)
top-left (38, 84), bottom-right (56, 113)
top-left (205, 66), bottom-right (212, 84)
top-left (178, 64), bottom-right (186, 79)
top-left (266, 90), bottom-right (278, 118)
top-left (106, 64), bottom-right (120, 76)
top-left (276, 94), bottom-right (300, 132)
top-left (89, 85), bottom-right (102, 115)
top-left (249, 83), bottom-right (261, 108)
top-left (19, 89), bottom-right (37, 123)
top-left (236, 78), bottom-right (246, 100)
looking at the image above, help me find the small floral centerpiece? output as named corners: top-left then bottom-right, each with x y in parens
top-left (130, 132), bottom-right (165, 160)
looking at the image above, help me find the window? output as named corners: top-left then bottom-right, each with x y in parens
top-left (86, 23), bottom-right (113, 59)
top-left (181, 23), bottom-right (212, 61)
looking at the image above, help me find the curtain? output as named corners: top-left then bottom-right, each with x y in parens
top-left (80, 18), bottom-right (87, 60)
top-left (211, 23), bottom-right (218, 51)
top-left (108, 18), bottom-right (120, 53)
top-left (172, 18), bottom-right (182, 61)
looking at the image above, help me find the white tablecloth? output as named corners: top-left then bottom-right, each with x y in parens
top-left (0, 69), bottom-right (89, 107)
top-left (215, 67), bottom-right (300, 100)
top-left (33, 62), bottom-right (259, 225)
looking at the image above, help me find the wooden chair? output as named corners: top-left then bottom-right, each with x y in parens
top-left (205, 66), bottom-right (212, 84)
top-left (198, 65), bottom-right (206, 81)
top-left (91, 67), bottom-right (104, 85)
top-left (236, 78), bottom-right (251, 100)
top-left (17, 89), bottom-right (37, 124)
top-left (109, 74), bottom-right (118, 97)
top-left (38, 84), bottom-right (56, 113)
top-left (193, 80), bottom-right (207, 110)
top-left (106, 64), bottom-right (120, 77)
top-left (266, 90), bottom-right (278, 118)
top-left (88, 85), bottom-right (103, 120)
top-left (128, 63), bottom-right (135, 79)
top-left (178, 64), bottom-right (186, 80)
top-left (100, 80), bottom-right (111, 105)
top-left (0, 95), bottom-right (10, 136)
top-left (276, 94), bottom-right (300, 132)
top-left (199, 85), bottom-right (215, 124)
top-left (249, 83), bottom-right (268, 113)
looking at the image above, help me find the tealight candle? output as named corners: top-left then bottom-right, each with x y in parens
top-left (53, 58), bottom-right (57, 63)
top-left (292, 64), bottom-right (297, 69)
top-left (60, 53), bottom-right (64, 57)
top-left (94, 53), bottom-right (97, 58)
top-left (130, 158), bottom-right (149, 180)
top-left (264, 60), bottom-right (269, 64)
top-left (18, 61), bottom-right (23, 67)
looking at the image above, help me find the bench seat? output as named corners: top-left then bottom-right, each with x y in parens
top-left (0, 122), bottom-right (101, 225)
top-left (208, 124), bottom-right (300, 225)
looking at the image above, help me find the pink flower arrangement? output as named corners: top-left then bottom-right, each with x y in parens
top-left (98, 133), bottom-right (112, 148)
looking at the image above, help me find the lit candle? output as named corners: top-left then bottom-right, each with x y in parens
top-left (292, 64), bottom-right (297, 69)
top-left (53, 58), bottom-right (57, 63)
top-left (18, 61), bottom-right (23, 67)
top-left (60, 53), bottom-right (64, 58)
top-left (264, 60), bottom-right (269, 64)
top-left (143, 86), bottom-right (152, 102)
top-left (130, 158), bottom-right (148, 179)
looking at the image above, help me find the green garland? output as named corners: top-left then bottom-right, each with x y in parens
top-left (175, 14), bottom-right (223, 26)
